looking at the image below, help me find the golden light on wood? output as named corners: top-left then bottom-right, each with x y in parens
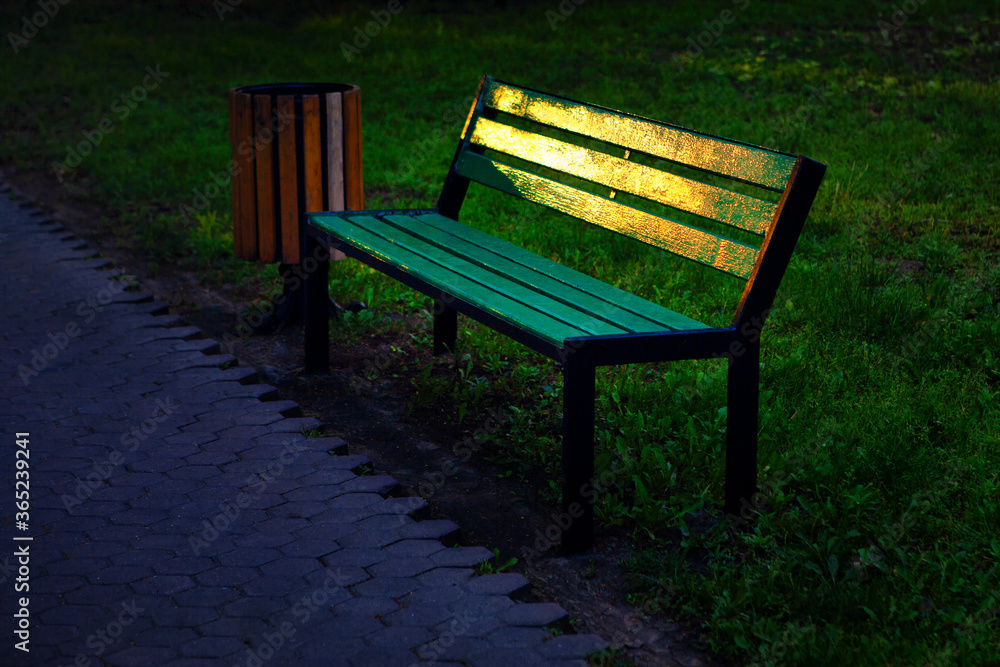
top-left (465, 156), bottom-right (759, 278)
top-left (470, 117), bottom-right (776, 234)
top-left (484, 81), bottom-right (796, 191)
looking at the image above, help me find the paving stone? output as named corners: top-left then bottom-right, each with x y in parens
top-left (258, 557), bottom-right (323, 578)
top-left (367, 556), bottom-right (436, 578)
top-left (153, 557), bottom-right (215, 576)
top-left (417, 568), bottom-right (475, 587)
top-left (353, 576), bottom-right (421, 599)
top-left (220, 596), bottom-right (288, 619)
top-left (133, 626), bottom-right (199, 647)
top-left (382, 605), bottom-right (455, 629)
top-left (320, 615), bottom-right (386, 640)
top-left (38, 603), bottom-right (105, 626)
top-left (277, 538), bottom-right (340, 558)
top-left (449, 595), bottom-right (516, 618)
top-left (198, 616), bottom-right (269, 638)
top-left (266, 500), bottom-right (329, 519)
top-left (418, 637), bottom-right (492, 662)
top-left (131, 574), bottom-right (196, 596)
top-left (431, 546), bottom-right (494, 568)
top-left (333, 596), bottom-right (401, 618)
top-left (105, 647), bottom-right (179, 666)
top-left (216, 548), bottom-right (282, 568)
top-left (112, 549), bottom-right (173, 567)
top-left (465, 573), bottom-right (531, 598)
top-left (173, 586), bottom-right (241, 607)
top-left (399, 585), bottom-right (467, 607)
top-left (233, 532), bottom-right (297, 549)
top-left (290, 634), bottom-right (365, 665)
top-left (334, 528), bottom-right (407, 549)
top-left (43, 557), bottom-right (110, 577)
top-left (432, 612), bottom-right (503, 639)
top-left (179, 636), bottom-right (247, 658)
top-left (62, 584), bottom-right (129, 605)
top-left (498, 602), bottom-right (569, 628)
top-left (467, 648), bottom-right (544, 667)
top-left (239, 576), bottom-right (310, 598)
top-left (362, 624), bottom-right (435, 649)
top-left (485, 626), bottom-right (552, 648)
top-left (195, 567), bottom-right (259, 587)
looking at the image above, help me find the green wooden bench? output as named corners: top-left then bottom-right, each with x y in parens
top-left (303, 76), bottom-right (826, 552)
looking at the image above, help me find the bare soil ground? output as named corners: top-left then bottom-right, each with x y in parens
top-left (3, 165), bottom-right (731, 667)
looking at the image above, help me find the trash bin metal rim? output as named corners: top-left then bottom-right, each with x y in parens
top-left (232, 82), bottom-right (359, 97)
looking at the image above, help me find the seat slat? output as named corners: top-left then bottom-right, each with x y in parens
top-left (395, 213), bottom-right (709, 332)
top-left (455, 151), bottom-right (758, 278)
top-left (470, 117), bottom-right (776, 235)
top-left (482, 80), bottom-right (796, 191)
top-left (312, 214), bottom-right (627, 345)
top-left (349, 215), bottom-right (630, 338)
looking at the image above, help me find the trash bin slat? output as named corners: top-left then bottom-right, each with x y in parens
top-left (277, 94), bottom-right (299, 264)
top-left (253, 94), bottom-right (277, 263)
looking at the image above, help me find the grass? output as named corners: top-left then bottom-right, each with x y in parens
top-left (2, 1), bottom-right (998, 664)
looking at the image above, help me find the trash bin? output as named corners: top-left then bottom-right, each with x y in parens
top-left (228, 82), bottom-right (363, 326)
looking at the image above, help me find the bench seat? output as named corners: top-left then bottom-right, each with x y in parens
top-left (309, 209), bottom-right (710, 352)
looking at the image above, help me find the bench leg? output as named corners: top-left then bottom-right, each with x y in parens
top-left (725, 340), bottom-right (759, 519)
top-left (561, 356), bottom-right (595, 553)
top-left (433, 300), bottom-right (457, 355)
top-left (303, 237), bottom-right (330, 374)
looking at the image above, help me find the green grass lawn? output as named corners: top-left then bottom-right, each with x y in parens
top-left (2, 1), bottom-right (998, 664)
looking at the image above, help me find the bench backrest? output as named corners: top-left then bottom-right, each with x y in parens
top-left (437, 76), bottom-right (826, 328)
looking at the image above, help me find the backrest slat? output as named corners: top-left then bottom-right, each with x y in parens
top-left (454, 150), bottom-right (758, 279)
top-left (469, 116), bottom-right (776, 235)
top-left (481, 79), bottom-right (796, 192)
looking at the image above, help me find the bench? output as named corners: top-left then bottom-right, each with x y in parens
top-left (302, 76), bottom-right (826, 552)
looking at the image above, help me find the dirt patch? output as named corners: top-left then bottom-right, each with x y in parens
top-left (2, 165), bottom-right (730, 667)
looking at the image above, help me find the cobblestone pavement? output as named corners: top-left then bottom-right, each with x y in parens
top-left (0, 186), bottom-right (608, 666)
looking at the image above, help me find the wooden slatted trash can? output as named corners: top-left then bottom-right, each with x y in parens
top-left (228, 82), bottom-right (363, 331)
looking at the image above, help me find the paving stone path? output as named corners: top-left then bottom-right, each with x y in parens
top-left (0, 186), bottom-right (607, 666)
